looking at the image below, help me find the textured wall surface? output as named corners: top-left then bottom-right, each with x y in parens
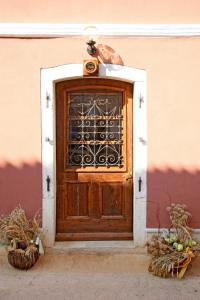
top-left (0, 0), bottom-right (200, 227)
top-left (0, 0), bottom-right (200, 23)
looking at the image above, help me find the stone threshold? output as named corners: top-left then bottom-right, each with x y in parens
top-left (45, 241), bottom-right (147, 255)
top-left (0, 241), bottom-right (147, 255)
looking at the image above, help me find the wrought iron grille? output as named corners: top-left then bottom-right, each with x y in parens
top-left (67, 93), bottom-right (123, 167)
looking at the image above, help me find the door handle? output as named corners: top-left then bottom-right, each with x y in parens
top-left (126, 172), bottom-right (133, 181)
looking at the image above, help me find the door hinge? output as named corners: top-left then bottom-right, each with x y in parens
top-left (138, 177), bottom-right (142, 192)
top-left (46, 175), bottom-right (51, 192)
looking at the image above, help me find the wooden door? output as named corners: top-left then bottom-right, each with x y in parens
top-left (56, 78), bottom-right (133, 240)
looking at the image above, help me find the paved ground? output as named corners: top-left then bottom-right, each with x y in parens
top-left (0, 246), bottom-right (200, 300)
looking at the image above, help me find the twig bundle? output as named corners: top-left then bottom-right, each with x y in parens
top-left (0, 207), bottom-right (41, 246)
top-left (167, 203), bottom-right (192, 242)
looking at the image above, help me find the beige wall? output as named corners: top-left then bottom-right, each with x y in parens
top-left (1, 37), bottom-right (200, 168)
top-left (1, 0), bottom-right (200, 227)
top-left (0, 0), bottom-right (200, 23)
top-left (1, 37), bottom-right (200, 226)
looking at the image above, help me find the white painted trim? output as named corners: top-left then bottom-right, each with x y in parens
top-left (41, 64), bottom-right (147, 247)
top-left (1, 23), bottom-right (200, 38)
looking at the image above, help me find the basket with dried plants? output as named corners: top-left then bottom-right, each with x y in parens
top-left (0, 207), bottom-right (44, 270)
top-left (147, 203), bottom-right (200, 279)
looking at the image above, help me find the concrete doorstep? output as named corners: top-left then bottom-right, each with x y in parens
top-left (0, 244), bottom-right (200, 300)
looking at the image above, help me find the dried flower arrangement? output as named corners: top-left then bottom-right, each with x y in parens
top-left (0, 207), bottom-right (44, 270)
top-left (147, 203), bottom-right (200, 278)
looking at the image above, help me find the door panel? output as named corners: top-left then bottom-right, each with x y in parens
top-left (56, 78), bottom-right (133, 240)
top-left (101, 182), bottom-right (124, 217)
top-left (65, 182), bottom-right (90, 218)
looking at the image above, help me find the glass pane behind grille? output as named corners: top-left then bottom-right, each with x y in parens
top-left (67, 93), bottom-right (123, 167)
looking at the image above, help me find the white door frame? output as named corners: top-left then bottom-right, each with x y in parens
top-left (41, 64), bottom-right (147, 247)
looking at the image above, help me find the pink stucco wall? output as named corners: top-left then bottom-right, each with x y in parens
top-left (0, 0), bottom-right (200, 23)
top-left (0, 0), bottom-right (200, 227)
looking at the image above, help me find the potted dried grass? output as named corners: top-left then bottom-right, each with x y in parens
top-left (0, 207), bottom-right (44, 270)
top-left (147, 203), bottom-right (200, 278)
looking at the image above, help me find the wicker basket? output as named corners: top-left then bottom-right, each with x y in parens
top-left (8, 249), bottom-right (39, 270)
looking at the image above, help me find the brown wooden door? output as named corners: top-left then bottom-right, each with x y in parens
top-left (56, 78), bottom-right (133, 240)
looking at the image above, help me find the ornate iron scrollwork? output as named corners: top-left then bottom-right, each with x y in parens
top-left (67, 93), bottom-right (123, 168)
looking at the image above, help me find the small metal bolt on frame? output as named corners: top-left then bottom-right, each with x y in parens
top-left (46, 93), bottom-right (51, 108)
top-left (45, 137), bottom-right (53, 145)
top-left (139, 137), bottom-right (146, 145)
top-left (139, 94), bottom-right (144, 108)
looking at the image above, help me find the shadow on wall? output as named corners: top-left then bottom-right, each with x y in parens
top-left (92, 44), bottom-right (124, 65)
top-left (148, 168), bottom-right (200, 229)
top-left (0, 163), bottom-right (200, 229)
top-left (0, 162), bottom-right (42, 218)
